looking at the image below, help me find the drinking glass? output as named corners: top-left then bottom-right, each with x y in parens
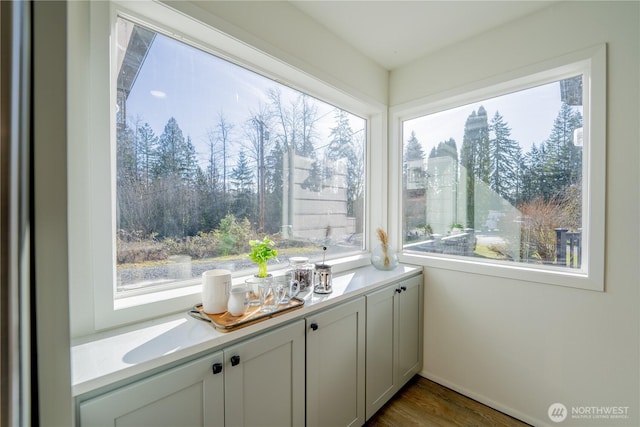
top-left (260, 282), bottom-right (285, 313)
top-left (281, 279), bottom-right (300, 304)
top-left (246, 276), bottom-right (271, 306)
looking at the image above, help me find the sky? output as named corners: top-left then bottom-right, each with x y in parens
top-left (403, 80), bottom-right (583, 159)
top-left (124, 25), bottom-right (364, 169)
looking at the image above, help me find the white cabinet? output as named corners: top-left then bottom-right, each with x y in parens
top-left (306, 297), bottom-right (366, 427)
top-left (77, 271), bottom-right (425, 427)
top-left (79, 351), bottom-right (225, 427)
top-left (224, 319), bottom-right (305, 427)
top-left (365, 284), bottom-right (396, 419)
top-left (397, 275), bottom-right (423, 385)
top-left (79, 320), bottom-right (305, 427)
top-left (365, 274), bottom-right (423, 420)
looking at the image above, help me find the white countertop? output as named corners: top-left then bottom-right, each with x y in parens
top-left (71, 264), bottom-right (421, 397)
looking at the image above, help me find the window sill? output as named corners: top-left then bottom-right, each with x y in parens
top-left (114, 253), bottom-right (373, 311)
top-left (400, 252), bottom-right (602, 292)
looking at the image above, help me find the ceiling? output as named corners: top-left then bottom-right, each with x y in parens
top-left (290, 1), bottom-right (557, 70)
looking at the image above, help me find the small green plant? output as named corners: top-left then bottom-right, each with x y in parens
top-left (249, 236), bottom-right (278, 278)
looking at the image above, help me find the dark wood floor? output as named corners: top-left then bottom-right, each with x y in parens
top-left (365, 376), bottom-right (531, 427)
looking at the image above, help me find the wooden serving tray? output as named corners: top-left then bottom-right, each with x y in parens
top-left (188, 297), bottom-right (305, 332)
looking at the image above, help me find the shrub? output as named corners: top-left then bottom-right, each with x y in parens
top-left (517, 196), bottom-right (565, 263)
top-left (117, 214), bottom-right (276, 265)
top-left (117, 230), bottom-right (167, 264)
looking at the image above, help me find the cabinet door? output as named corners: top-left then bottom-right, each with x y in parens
top-left (306, 297), bottom-right (365, 427)
top-left (224, 319), bottom-right (305, 427)
top-left (397, 274), bottom-right (424, 386)
top-left (79, 351), bottom-right (224, 427)
top-left (365, 284), bottom-right (398, 420)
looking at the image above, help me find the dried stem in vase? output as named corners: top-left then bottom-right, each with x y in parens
top-left (376, 227), bottom-right (390, 267)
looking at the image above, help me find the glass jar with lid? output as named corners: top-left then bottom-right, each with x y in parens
top-left (287, 256), bottom-right (313, 291)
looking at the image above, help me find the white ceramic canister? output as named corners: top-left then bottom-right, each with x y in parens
top-left (202, 269), bottom-right (232, 314)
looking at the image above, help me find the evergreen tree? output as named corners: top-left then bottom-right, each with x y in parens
top-left (427, 138), bottom-right (459, 178)
top-left (460, 106), bottom-right (490, 227)
top-left (326, 109), bottom-right (362, 216)
top-left (230, 150), bottom-right (256, 223)
top-left (405, 130), bottom-right (425, 161)
top-left (543, 102), bottom-right (582, 198)
top-left (155, 117), bottom-right (189, 177)
top-left (136, 122), bottom-right (158, 187)
top-left (489, 111), bottom-right (521, 204)
top-left (182, 136), bottom-right (200, 183)
top-left (265, 140), bottom-right (285, 233)
top-left (150, 117), bottom-right (201, 237)
top-left (404, 131), bottom-right (426, 192)
top-left (117, 122), bottom-right (137, 184)
top-left (326, 109), bottom-right (354, 161)
top-left (191, 167), bottom-right (211, 233)
top-left (474, 106), bottom-right (491, 184)
top-left (519, 142), bottom-right (548, 204)
top-left (426, 138), bottom-right (459, 198)
top-left (116, 122), bottom-right (138, 233)
top-left (435, 138), bottom-right (458, 161)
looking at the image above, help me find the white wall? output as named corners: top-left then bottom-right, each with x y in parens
top-left (391, 2), bottom-right (639, 426)
top-left (33, 2), bottom-right (73, 426)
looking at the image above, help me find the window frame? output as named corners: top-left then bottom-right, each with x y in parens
top-left (70, 0), bottom-right (385, 332)
top-left (390, 44), bottom-right (606, 292)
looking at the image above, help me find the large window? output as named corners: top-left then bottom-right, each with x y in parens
top-left (114, 16), bottom-right (365, 298)
top-left (72, 1), bottom-right (377, 331)
top-left (395, 47), bottom-right (605, 291)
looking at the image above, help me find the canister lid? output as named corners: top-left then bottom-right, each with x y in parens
top-left (290, 256), bottom-right (309, 264)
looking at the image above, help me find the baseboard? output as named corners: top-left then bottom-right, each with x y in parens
top-left (418, 369), bottom-right (549, 427)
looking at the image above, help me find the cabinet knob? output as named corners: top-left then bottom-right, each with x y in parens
top-left (401, 286), bottom-right (407, 292)
top-left (395, 288), bottom-right (402, 294)
top-left (230, 355), bottom-right (240, 366)
top-left (212, 362), bottom-right (223, 375)
top-left (310, 322), bottom-right (318, 331)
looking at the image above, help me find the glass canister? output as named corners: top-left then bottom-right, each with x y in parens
top-left (313, 263), bottom-right (332, 294)
top-left (287, 256), bottom-right (314, 291)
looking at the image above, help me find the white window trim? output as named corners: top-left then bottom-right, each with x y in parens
top-left (69, 0), bottom-right (386, 334)
top-left (389, 44), bottom-right (606, 292)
